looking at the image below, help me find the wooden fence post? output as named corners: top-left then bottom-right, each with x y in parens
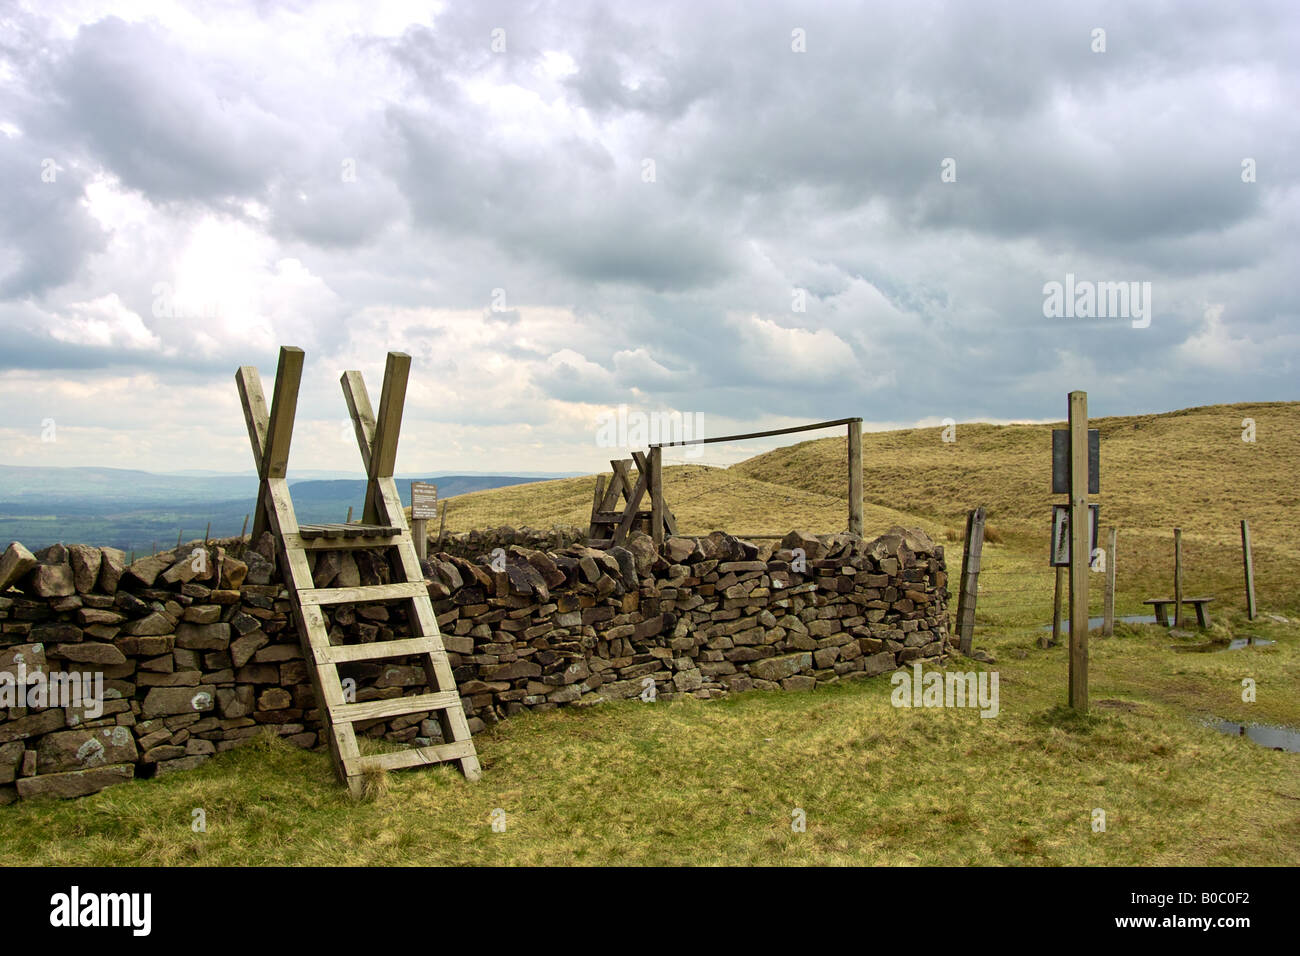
top-left (847, 420), bottom-right (863, 536)
top-left (650, 445), bottom-right (665, 548)
top-left (1102, 526), bottom-right (1117, 636)
top-left (1173, 527), bottom-right (1183, 628)
top-left (1068, 390), bottom-right (1089, 712)
top-left (955, 506), bottom-right (986, 656)
top-left (1241, 519), bottom-right (1256, 620)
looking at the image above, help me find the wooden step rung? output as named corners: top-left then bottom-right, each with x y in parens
top-left (298, 581), bottom-right (428, 605)
top-left (298, 522), bottom-right (404, 540)
top-left (336, 690), bottom-right (462, 724)
top-left (322, 636), bottom-right (440, 664)
top-left (286, 532), bottom-right (407, 551)
top-left (355, 738), bottom-right (477, 773)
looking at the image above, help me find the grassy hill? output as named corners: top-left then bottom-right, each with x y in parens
top-left (439, 465), bottom-right (943, 540)
top-left (434, 401), bottom-right (1300, 617)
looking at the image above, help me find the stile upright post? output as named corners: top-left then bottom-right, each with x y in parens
top-left (1068, 390), bottom-right (1089, 711)
top-left (649, 445), bottom-right (664, 548)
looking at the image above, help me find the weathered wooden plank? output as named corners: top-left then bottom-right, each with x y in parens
top-left (263, 346), bottom-right (304, 480)
top-left (588, 474), bottom-right (607, 539)
top-left (284, 533), bottom-right (406, 551)
top-left (235, 365), bottom-right (269, 474)
top-left (369, 352), bottom-right (410, 480)
top-left (357, 739), bottom-right (477, 773)
top-left (650, 445), bottom-right (664, 548)
top-left (336, 690), bottom-right (461, 724)
top-left (298, 523), bottom-right (400, 540)
top-left (297, 580), bottom-right (427, 605)
top-left (322, 637), bottom-right (447, 665)
top-left (613, 456), bottom-right (650, 546)
top-left (340, 369), bottom-right (377, 466)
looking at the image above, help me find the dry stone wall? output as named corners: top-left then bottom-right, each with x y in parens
top-left (0, 525), bottom-right (948, 803)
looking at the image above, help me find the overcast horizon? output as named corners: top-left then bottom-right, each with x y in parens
top-left (2, 0), bottom-right (1297, 476)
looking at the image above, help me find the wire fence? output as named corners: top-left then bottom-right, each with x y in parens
top-left (964, 552), bottom-right (1115, 638)
top-left (657, 447), bottom-right (851, 538)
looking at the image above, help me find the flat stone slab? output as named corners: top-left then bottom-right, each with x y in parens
top-left (36, 727), bottom-right (138, 774)
top-left (16, 763), bottom-right (135, 800)
top-left (142, 685), bottom-right (217, 718)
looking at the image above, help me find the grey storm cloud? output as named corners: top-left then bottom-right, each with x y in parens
top-left (0, 0), bottom-right (1296, 473)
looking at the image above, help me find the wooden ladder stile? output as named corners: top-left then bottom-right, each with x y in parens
top-left (235, 346), bottom-right (481, 798)
top-left (587, 450), bottom-right (677, 548)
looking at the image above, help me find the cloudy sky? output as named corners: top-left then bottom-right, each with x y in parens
top-left (1, 0), bottom-right (1296, 476)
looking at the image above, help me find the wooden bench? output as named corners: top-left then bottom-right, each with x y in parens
top-left (1143, 596), bottom-right (1214, 627)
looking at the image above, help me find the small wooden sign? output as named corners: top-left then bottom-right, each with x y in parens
top-left (1051, 504), bottom-right (1099, 567)
top-left (410, 481), bottom-right (439, 520)
top-left (1052, 429), bottom-right (1099, 494)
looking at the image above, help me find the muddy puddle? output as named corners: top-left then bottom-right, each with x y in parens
top-left (1208, 719), bottom-right (1300, 753)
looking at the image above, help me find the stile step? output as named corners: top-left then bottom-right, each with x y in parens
top-left (322, 636), bottom-right (441, 664)
top-left (335, 690), bottom-right (462, 724)
top-left (355, 739), bottom-right (477, 773)
top-left (298, 581), bottom-right (428, 605)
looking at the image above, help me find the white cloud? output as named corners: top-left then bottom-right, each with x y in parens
top-left (1176, 304), bottom-right (1258, 371)
top-left (47, 293), bottom-right (161, 350)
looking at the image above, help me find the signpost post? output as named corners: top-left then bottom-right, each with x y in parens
top-left (410, 481), bottom-right (438, 562)
top-left (1051, 394), bottom-right (1096, 712)
top-left (1067, 392), bottom-right (1089, 712)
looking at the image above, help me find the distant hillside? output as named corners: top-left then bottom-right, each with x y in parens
top-left (730, 401), bottom-right (1300, 548)
top-left (0, 465), bottom-right (257, 502)
top-left (0, 468), bottom-right (567, 552)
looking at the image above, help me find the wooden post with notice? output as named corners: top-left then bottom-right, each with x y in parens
top-left (847, 420), bottom-right (863, 536)
top-left (409, 481), bottom-right (438, 563)
top-left (1103, 526), bottom-right (1117, 636)
top-left (1068, 391), bottom-right (1089, 712)
top-left (1240, 519), bottom-right (1256, 620)
top-left (1173, 527), bottom-right (1183, 628)
top-left (955, 506), bottom-right (986, 656)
